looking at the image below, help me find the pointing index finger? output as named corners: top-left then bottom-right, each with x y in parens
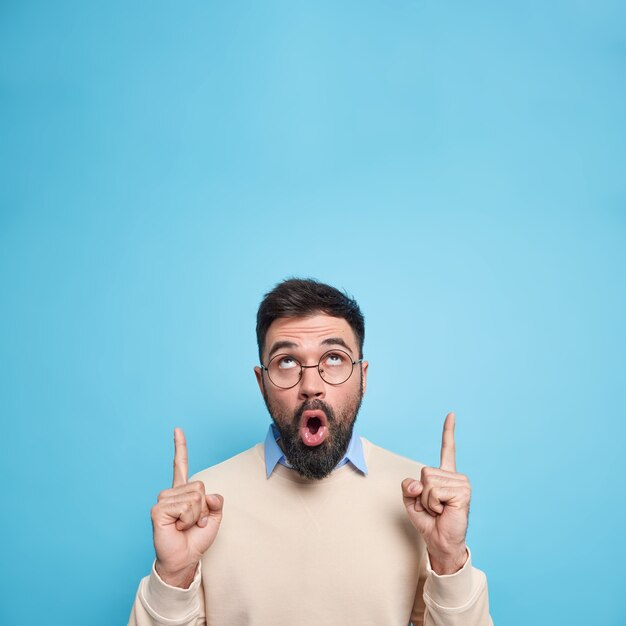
top-left (439, 412), bottom-right (456, 472)
top-left (172, 427), bottom-right (189, 487)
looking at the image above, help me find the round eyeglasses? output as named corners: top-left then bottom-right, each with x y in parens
top-left (261, 349), bottom-right (363, 389)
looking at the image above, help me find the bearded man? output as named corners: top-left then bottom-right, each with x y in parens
top-left (129, 278), bottom-right (493, 626)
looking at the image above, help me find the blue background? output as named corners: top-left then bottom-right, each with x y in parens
top-left (1, 1), bottom-right (625, 624)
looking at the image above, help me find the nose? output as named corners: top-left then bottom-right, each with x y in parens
top-left (298, 365), bottom-right (325, 400)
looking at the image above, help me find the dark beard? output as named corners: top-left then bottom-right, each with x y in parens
top-left (263, 389), bottom-right (363, 480)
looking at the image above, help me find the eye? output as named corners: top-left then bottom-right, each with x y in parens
top-left (277, 355), bottom-right (298, 369)
top-left (323, 352), bottom-right (346, 367)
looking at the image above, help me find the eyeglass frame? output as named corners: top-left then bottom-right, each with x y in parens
top-left (260, 348), bottom-right (364, 389)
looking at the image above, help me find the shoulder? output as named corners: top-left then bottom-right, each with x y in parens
top-left (361, 437), bottom-right (424, 480)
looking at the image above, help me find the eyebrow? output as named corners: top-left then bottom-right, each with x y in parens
top-left (266, 337), bottom-right (354, 361)
top-left (267, 340), bottom-right (299, 360)
top-left (320, 337), bottom-right (354, 355)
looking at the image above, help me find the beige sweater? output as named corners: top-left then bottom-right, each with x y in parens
top-left (129, 438), bottom-right (492, 625)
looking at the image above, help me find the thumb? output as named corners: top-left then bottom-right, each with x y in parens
top-left (401, 478), bottom-right (434, 536)
top-left (196, 494), bottom-right (224, 529)
top-left (205, 494), bottom-right (224, 516)
top-left (401, 478), bottom-right (423, 506)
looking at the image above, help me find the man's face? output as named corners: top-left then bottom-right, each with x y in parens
top-left (254, 313), bottom-right (368, 480)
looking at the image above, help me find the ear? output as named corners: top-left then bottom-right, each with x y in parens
top-left (361, 360), bottom-right (368, 394)
top-left (254, 366), bottom-right (264, 395)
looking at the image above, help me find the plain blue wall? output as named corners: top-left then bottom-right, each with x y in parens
top-left (1, 1), bottom-right (625, 624)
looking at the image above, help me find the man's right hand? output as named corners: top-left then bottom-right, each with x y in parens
top-left (151, 428), bottom-right (224, 589)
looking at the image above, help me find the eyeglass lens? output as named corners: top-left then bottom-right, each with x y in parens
top-left (267, 350), bottom-right (355, 388)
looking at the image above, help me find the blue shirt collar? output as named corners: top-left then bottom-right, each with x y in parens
top-left (264, 423), bottom-right (368, 478)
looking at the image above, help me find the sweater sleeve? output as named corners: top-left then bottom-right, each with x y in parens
top-left (128, 561), bottom-right (206, 626)
top-left (411, 547), bottom-right (493, 626)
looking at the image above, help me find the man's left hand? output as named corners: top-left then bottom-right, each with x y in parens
top-left (401, 412), bottom-right (471, 575)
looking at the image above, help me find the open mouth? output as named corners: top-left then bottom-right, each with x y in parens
top-left (299, 409), bottom-right (329, 447)
top-left (307, 416), bottom-right (322, 434)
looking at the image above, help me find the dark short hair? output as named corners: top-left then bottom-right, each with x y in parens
top-left (256, 278), bottom-right (365, 362)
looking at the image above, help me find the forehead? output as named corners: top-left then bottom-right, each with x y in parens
top-left (265, 313), bottom-right (357, 351)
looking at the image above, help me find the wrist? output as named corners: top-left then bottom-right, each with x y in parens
top-left (428, 545), bottom-right (468, 575)
top-left (155, 560), bottom-right (199, 589)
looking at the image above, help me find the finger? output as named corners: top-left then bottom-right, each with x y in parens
top-left (427, 485), bottom-right (467, 515)
top-left (439, 412), bottom-right (456, 472)
top-left (172, 427), bottom-right (189, 487)
top-left (419, 467), bottom-right (467, 486)
top-left (205, 493), bottom-right (224, 513)
top-left (419, 473), bottom-right (443, 517)
top-left (401, 478), bottom-right (423, 498)
top-left (174, 500), bottom-right (200, 531)
top-left (420, 484), bottom-right (436, 516)
top-left (401, 479), bottom-right (436, 520)
top-left (158, 480), bottom-right (206, 502)
top-left (427, 487), bottom-right (448, 515)
top-left (157, 490), bottom-right (212, 529)
top-left (197, 492), bottom-right (211, 527)
top-left (401, 480), bottom-right (434, 517)
top-left (191, 491), bottom-right (220, 529)
top-left (413, 497), bottom-right (426, 513)
top-left (199, 494), bottom-right (224, 527)
top-left (401, 478), bottom-right (424, 511)
top-left (154, 493), bottom-right (204, 530)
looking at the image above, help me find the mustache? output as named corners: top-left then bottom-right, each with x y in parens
top-left (294, 399), bottom-right (335, 423)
